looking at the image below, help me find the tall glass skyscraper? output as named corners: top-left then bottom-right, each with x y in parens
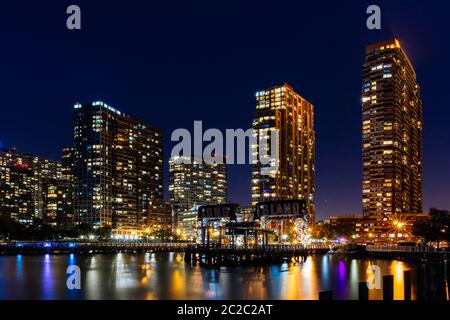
top-left (73, 101), bottom-right (163, 233)
top-left (252, 84), bottom-right (316, 222)
top-left (362, 39), bottom-right (423, 240)
top-left (169, 156), bottom-right (227, 240)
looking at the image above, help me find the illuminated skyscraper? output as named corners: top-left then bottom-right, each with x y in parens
top-left (73, 101), bottom-right (163, 233)
top-left (61, 147), bottom-right (74, 182)
top-left (0, 149), bottom-right (73, 229)
top-left (42, 178), bottom-right (74, 231)
top-left (0, 152), bottom-right (34, 224)
top-left (169, 156), bottom-right (227, 240)
top-left (42, 147), bottom-right (75, 230)
top-left (252, 84), bottom-right (316, 222)
top-left (362, 39), bottom-right (423, 240)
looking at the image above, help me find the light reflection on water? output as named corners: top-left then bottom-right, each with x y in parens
top-left (0, 253), bottom-right (420, 300)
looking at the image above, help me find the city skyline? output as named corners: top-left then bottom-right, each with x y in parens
top-left (2, 1), bottom-right (450, 306)
top-left (0, 59), bottom-right (438, 221)
top-left (1, 1), bottom-right (449, 220)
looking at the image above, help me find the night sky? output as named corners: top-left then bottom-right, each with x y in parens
top-left (0, 1), bottom-right (449, 220)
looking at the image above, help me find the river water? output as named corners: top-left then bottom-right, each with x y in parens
top-left (0, 253), bottom-right (419, 300)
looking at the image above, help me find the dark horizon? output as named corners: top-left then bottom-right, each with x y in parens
top-left (1, 1), bottom-right (449, 220)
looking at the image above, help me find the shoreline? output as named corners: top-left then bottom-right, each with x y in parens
top-left (0, 249), bottom-right (447, 264)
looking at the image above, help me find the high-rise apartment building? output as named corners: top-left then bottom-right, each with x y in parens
top-left (148, 202), bottom-right (173, 233)
top-left (252, 84), bottom-right (316, 222)
top-left (169, 156), bottom-right (227, 240)
top-left (0, 152), bottom-right (34, 224)
top-left (0, 149), bottom-right (72, 228)
top-left (73, 101), bottom-right (163, 233)
top-left (362, 39), bottom-right (423, 240)
top-left (61, 147), bottom-right (74, 182)
top-left (42, 146), bottom-right (74, 230)
top-left (42, 178), bottom-right (74, 230)
top-left (32, 157), bottom-right (62, 220)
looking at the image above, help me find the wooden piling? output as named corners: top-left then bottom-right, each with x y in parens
top-left (436, 280), bottom-right (447, 301)
top-left (404, 270), bottom-right (412, 300)
top-left (319, 291), bottom-right (333, 300)
top-left (184, 251), bottom-right (191, 263)
top-left (358, 281), bottom-right (369, 300)
top-left (417, 266), bottom-right (426, 300)
top-left (383, 275), bottom-right (394, 301)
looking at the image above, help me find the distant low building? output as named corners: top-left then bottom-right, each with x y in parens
top-left (178, 205), bottom-right (201, 241)
top-left (148, 202), bottom-right (173, 233)
top-left (329, 215), bottom-right (364, 240)
top-left (363, 212), bottom-right (429, 242)
top-left (328, 213), bottom-right (429, 243)
top-left (238, 206), bottom-right (254, 222)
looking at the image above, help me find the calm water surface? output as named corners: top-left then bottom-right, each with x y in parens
top-left (0, 253), bottom-right (419, 300)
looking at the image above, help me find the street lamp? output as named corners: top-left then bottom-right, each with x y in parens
top-left (391, 218), bottom-right (407, 243)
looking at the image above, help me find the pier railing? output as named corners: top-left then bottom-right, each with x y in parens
top-left (0, 241), bottom-right (194, 251)
top-left (366, 245), bottom-right (450, 253)
top-left (188, 243), bottom-right (328, 250)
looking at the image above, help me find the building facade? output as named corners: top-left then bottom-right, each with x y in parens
top-left (73, 101), bottom-right (163, 233)
top-left (328, 215), bottom-right (364, 240)
top-left (238, 206), bottom-right (254, 222)
top-left (252, 84), bottom-right (316, 224)
top-left (0, 153), bottom-right (34, 224)
top-left (169, 156), bottom-right (227, 240)
top-left (0, 149), bottom-right (73, 229)
top-left (148, 202), bottom-right (173, 234)
top-left (362, 39), bottom-right (423, 241)
top-left (42, 178), bottom-right (74, 230)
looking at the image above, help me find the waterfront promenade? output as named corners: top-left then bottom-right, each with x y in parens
top-left (0, 241), bottom-right (190, 254)
top-left (1, 241), bottom-right (449, 262)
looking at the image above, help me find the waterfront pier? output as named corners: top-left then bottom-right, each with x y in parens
top-left (184, 244), bottom-right (329, 265)
top-left (0, 241), bottom-right (190, 255)
top-left (366, 245), bottom-right (450, 262)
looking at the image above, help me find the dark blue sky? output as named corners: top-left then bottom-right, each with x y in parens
top-left (0, 1), bottom-right (449, 220)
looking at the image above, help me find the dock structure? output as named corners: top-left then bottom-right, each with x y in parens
top-left (196, 201), bottom-right (312, 249)
top-left (0, 242), bottom-right (191, 255)
top-left (184, 244), bottom-right (329, 265)
top-left (366, 245), bottom-right (450, 262)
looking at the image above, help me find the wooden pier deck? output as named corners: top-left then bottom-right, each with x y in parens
top-left (184, 244), bottom-right (330, 265)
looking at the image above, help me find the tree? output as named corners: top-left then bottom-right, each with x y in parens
top-left (95, 226), bottom-right (112, 239)
top-left (311, 223), bottom-right (353, 242)
top-left (149, 228), bottom-right (180, 241)
top-left (68, 223), bottom-right (93, 238)
top-left (315, 224), bottom-right (334, 240)
top-left (0, 216), bottom-right (26, 240)
top-left (24, 223), bottom-right (56, 241)
top-left (413, 208), bottom-right (450, 247)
